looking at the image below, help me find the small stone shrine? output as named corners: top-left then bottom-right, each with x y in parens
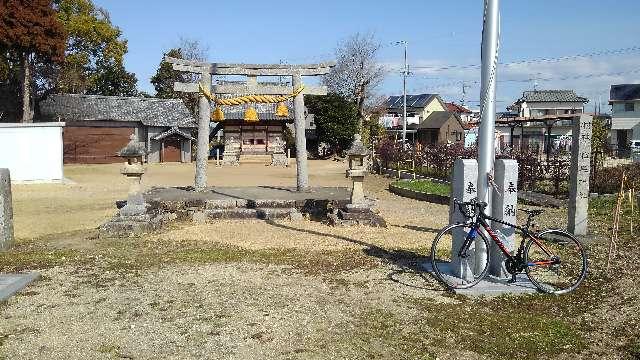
top-left (328, 134), bottom-right (386, 227)
top-left (222, 136), bottom-right (241, 166)
top-left (100, 135), bottom-right (163, 236)
top-left (268, 136), bottom-right (288, 167)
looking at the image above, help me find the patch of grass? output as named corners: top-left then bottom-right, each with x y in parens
top-left (392, 179), bottom-right (451, 196)
top-left (410, 297), bottom-right (585, 359)
top-left (626, 339), bottom-right (640, 360)
top-left (0, 249), bottom-right (81, 272)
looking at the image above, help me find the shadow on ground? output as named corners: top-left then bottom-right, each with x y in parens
top-left (265, 220), bottom-right (445, 291)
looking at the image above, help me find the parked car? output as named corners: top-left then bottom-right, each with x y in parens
top-left (631, 140), bottom-right (640, 152)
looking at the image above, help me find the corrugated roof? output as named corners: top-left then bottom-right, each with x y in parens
top-left (516, 90), bottom-right (588, 104)
top-left (386, 94), bottom-right (438, 109)
top-left (610, 84), bottom-right (640, 102)
top-left (40, 94), bottom-right (197, 127)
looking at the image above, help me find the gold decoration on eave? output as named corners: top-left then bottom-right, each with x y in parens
top-left (275, 102), bottom-right (289, 117)
top-left (244, 106), bottom-right (259, 122)
top-left (212, 106), bottom-right (225, 121)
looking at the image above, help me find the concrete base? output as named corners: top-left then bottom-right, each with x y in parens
top-left (421, 262), bottom-right (538, 297)
top-left (0, 272), bottom-right (40, 301)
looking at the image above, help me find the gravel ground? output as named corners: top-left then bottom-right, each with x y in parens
top-left (3, 161), bottom-right (609, 360)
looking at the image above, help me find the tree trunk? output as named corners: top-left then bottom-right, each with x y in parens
top-left (21, 53), bottom-right (33, 123)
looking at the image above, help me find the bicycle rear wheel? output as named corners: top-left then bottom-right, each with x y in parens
top-left (431, 223), bottom-right (490, 289)
top-left (525, 229), bottom-right (588, 295)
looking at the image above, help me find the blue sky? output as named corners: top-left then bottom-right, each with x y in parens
top-left (94, 0), bottom-right (640, 112)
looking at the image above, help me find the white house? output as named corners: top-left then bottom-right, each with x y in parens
top-left (609, 84), bottom-right (640, 156)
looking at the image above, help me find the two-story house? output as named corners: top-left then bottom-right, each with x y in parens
top-left (504, 90), bottom-right (588, 155)
top-left (609, 84), bottom-right (640, 156)
top-left (380, 94), bottom-right (464, 145)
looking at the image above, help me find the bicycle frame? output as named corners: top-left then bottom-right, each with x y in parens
top-left (461, 211), bottom-right (556, 266)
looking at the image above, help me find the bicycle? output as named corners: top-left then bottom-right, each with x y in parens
top-left (430, 198), bottom-right (588, 294)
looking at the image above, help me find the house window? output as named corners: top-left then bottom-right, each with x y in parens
top-left (625, 102), bottom-right (635, 112)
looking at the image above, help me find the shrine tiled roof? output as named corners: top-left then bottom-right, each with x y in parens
top-left (40, 94), bottom-right (197, 128)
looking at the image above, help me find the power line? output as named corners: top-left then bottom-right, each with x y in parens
top-left (386, 45), bottom-right (640, 72)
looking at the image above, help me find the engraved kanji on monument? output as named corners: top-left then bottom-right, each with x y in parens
top-left (449, 159), bottom-right (478, 280)
top-left (568, 114), bottom-right (593, 236)
top-left (489, 159), bottom-right (518, 278)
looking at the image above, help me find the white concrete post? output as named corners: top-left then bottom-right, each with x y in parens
top-left (194, 72), bottom-right (211, 191)
top-left (568, 115), bottom-right (593, 235)
top-left (292, 73), bottom-right (309, 192)
top-left (490, 159), bottom-right (518, 277)
top-left (449, 159), bottom-right (479, 280)
top-left (0, 169), bottom-right (14, 251)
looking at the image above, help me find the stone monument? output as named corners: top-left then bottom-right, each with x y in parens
top-left (268, 136), bottom-right (288, 167)
top-left (449, 159), bottom-right (479, 280)
top-left (489, 159), bottom-right (518, 278)
top-left (328, 134), bottom-right (386, 227)
top-left (568, 114), bottom-right (593, 235)
top-left (0, 169), bottom-right (14, 251)
top-left (222, 136), bottom-right (240, 166)
top-left (100, 135), bottom-right (161, 237)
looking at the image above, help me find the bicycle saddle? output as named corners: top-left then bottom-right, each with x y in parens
top-left (521, 209), bottom-right (544, 217)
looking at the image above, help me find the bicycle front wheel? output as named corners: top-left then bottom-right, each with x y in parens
top-left (525, 229), bottom-right (588, 295)
top-left (431, 223), bottom-right (490, 289)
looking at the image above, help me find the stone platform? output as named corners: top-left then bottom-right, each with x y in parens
top-left (143, 186), bottom-right (350, 221)
top-left (421, 262), bottom-right (538, 297)
top-left (0, 272), bottom-right (40, 301)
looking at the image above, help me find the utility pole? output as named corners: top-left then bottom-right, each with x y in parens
top-left (396, 41), bottom-right (408, 144)
top-left (477, 0), bottom-right (500, 212)
top-left (461, 82), bottom-right (470, 107)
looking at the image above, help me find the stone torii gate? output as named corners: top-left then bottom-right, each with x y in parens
top-left (165, 57), bottom-right (334, 192)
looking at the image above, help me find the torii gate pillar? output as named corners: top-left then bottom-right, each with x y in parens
top-left (195, 73), bottom-right (211, 191)
top-left (292, 73), bottom-right (309, 191)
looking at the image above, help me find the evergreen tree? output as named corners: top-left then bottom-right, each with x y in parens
top-left (306, 94), bottom-right (360, 155)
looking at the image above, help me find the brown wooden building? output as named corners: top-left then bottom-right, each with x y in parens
top-left (41, 94), bottom-right (196, 164)
top-left (410, 111), bottom-right (465, 145)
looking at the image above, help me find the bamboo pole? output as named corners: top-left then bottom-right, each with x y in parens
top-left (607, 172), bottom-right (626, 273)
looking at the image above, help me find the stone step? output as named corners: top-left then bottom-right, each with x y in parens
top-left (239, 155), bottom-right (272, 163)
top-left (248, 199), bottom-right (298, 209)
top-left (205, 208), bottom-right (259, 220)
top-left (205, 199), bottom-right (249, 209)
top-left (256, 208), bottom-right (302, 220)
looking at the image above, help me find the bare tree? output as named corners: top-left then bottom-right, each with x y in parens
top-left (323, 33), bottom-right (386, 128)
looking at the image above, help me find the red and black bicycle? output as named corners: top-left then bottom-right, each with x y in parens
top-left (430, 198), bottom-right (588, 294)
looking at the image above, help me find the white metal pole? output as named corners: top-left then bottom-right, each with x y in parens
top-left (475, 0), bottom-right (500, 274)
top-left (477, 0), bottom-right (500, 210)
top-left (402, 41), bottom-right (408, 144)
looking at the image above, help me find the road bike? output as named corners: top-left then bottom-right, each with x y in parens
top-left (430, 198), bottom-right (588, 294)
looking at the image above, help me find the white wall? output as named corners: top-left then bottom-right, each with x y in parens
top-left (0, 123), bottom-right (64, 182)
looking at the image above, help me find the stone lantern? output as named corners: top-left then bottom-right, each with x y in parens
top-left (116, 134), bottom-right (148, 216)
top-left (328, 134), bottom-right (386, 227)
top-left (346, 134), bottom-right (368, 205)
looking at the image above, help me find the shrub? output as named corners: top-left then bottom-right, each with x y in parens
top-left (591, 163), bottom-right (640, 194)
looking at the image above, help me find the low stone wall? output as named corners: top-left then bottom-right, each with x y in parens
top-left (388, 182), bottom-right (450, 205)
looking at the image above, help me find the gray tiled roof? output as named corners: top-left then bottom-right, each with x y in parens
top-left (610, 84), bottom-right (640, 102)
top-left (516, 90), bottom-right (588, 103)
top-left (40, 94), bottom-right (197, 128)
top-left (386, 94), bottom-right (439, 109)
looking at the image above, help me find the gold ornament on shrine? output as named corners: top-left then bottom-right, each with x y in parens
top-left (212, 106), bottom-right (225, 121)
top-left (244, 106), bottom-right (259, 122)
top-left (275, 102), bottom-right (289, 117)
